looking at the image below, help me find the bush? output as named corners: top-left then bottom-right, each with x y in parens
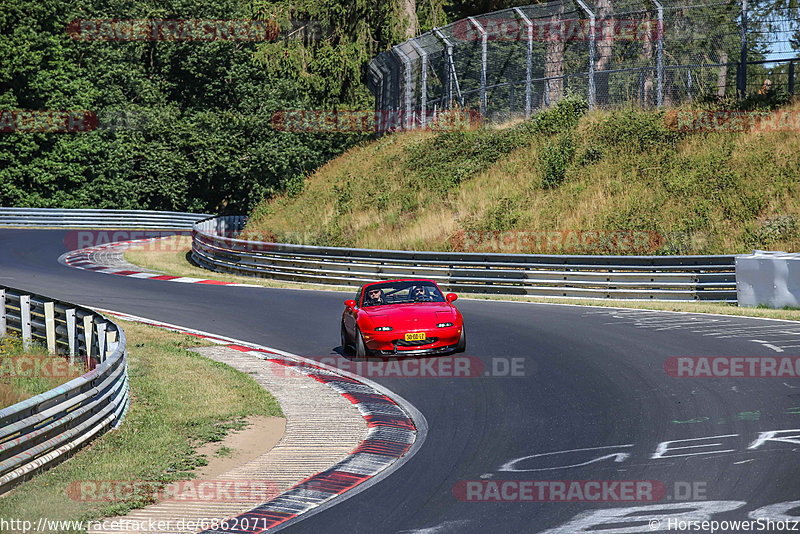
top-left (540, 133), bottom-right (575, 189)
top-left (521, 92), bottom-right (589, 135)
top-left (589, 109), bottom-right (681, 153)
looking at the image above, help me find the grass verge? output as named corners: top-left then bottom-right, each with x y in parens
top-left (124, 237), bottom-right (800, 322)
top-left (0, 334), bottom-right (85, 408)
top-left (0, 320), bottom-right (283, 531)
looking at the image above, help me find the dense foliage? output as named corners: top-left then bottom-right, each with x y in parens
top-left (0, 0), bottom-right (453, 212)
top-left (0, 0), bottom-right (522, 212)
top-left (0, 0), bottom-right (364, 212)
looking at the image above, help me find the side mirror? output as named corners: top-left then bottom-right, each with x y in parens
top-left (345, 299), bottom-right (357, 309)
top-left (446, 293), bottom-right (458, 303)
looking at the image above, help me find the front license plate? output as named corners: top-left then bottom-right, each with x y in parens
top-left (405, 332), bottom-right (426, 341)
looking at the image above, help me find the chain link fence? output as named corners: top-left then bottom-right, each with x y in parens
top-left (367, 0), bottom-right (799, 125)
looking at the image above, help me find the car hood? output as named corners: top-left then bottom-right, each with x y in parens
top-left (363, 302), bottom-right (456, 327)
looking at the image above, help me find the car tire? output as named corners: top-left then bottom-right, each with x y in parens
top-left (341, 321), bottom-right (351, 353)
top-left (355, 327), bottom-right (369, 359)
top-left (454, 327), bottom-right (466, 353)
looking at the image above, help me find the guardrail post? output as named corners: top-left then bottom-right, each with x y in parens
top-left (20, 295), bottom-right (31, 351)
top-left (514, 7), bottom-right (534, 118)
top-left (107, 328), bottom-right (118, 353)
top-left (0, 289), bottom-right (5, 338)
top-left (97, 322), bottom-right (108, 362)
top-left (83, 315), bottom-right (95, 367)
top-left (66, 308), bottom-right (77, 363)
top-left (44, 301), bottom-right (56, 354)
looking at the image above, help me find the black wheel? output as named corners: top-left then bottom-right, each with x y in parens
top-left (355, 327), bottom-right (369, 359)
top-left (454, 327), bottom-right (466, 353)
top-left (340, 321), bottom-right (351, 353)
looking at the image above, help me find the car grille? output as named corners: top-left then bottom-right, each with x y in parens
top-left (395, 337), bottom-right (438, 347)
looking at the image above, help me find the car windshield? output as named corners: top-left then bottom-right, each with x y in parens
top-left (361, 281), bottom-right (445, 307)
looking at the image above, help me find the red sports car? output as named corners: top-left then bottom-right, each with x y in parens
top-left (341, 279), bottom-right (466, 358)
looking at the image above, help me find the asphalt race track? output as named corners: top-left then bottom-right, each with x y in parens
top-left (3, 228), bottom-right (800, 533)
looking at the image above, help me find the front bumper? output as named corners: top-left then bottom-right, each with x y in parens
top-left (363, 327), bottom-right (461, 355)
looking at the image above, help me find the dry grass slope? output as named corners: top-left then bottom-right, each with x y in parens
top-left (245, 99), bottom-right (800, 255)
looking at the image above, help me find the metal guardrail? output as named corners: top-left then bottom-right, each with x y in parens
top-left (0, 208), bottom-right (209, 229)
top-left (0, 285), bottom-right (128, 495)
top-left (192, 216), bottom-right (738, 301)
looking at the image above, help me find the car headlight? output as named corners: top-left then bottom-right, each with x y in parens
top-left (375, 326), bottom-right (393, 331)
top-left (436, 322), bottom-right (454, 328)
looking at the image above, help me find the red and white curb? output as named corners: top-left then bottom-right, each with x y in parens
top-left (59, 238), bottom-right (260, 287)
top-left (96, 309), bottom-right (426, 533)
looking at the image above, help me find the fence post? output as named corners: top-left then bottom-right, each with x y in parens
top-left (639, 70), bottom-right (646, 105)
top-left (66, 308), bottom-right (77, 363)
top-left (380, 63), bottom-right (392, 132)
top-left (393, 46), bottom-right (414, 130)
top-left (468, 17), bottom-right (488, 116)
top-left (514, 7), bottom-right (534, 117)
top-left (651, 0), bottom-right (664, 107)
top-left (390, 52), bottom-right (402, 124)
top-left (0, 289), bottom-right (5, 338)
top-left (20, 295), bottom-right (31, 351)
top-left (576, 0), bottom-right (596, 109)
top-left (44, 301), bottom-right (56, 354)
top-left (687, 70), bottom-right (693, 102)
top-left (739, 0), bottom-right (748, 98)
top-left (410, 40), bottom-right (428, 128)
top-left (376, 67), bottom-right (385, 133)
top-left (368, 61), bottom-right (385, 132)
top-left (434, 28), bottom-right (456, 108)
top-left (789, 61), bottom-right (795, 95)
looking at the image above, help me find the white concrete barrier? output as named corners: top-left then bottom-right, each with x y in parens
top-left (736, 250), bottom-right (800, 308)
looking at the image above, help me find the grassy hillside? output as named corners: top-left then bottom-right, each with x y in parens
top-left (244, 97), bottom-right (800, 255)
